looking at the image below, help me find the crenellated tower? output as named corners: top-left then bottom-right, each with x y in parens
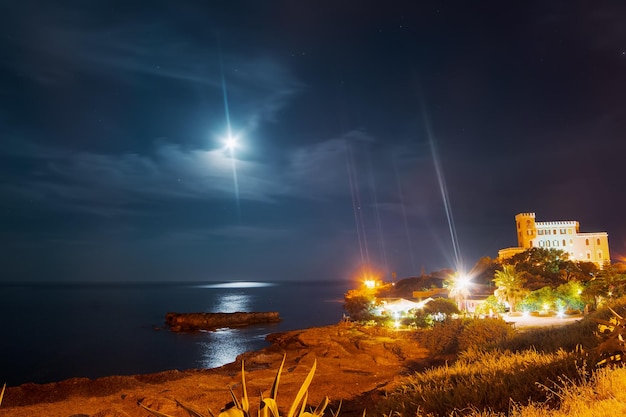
top-left (515, 212), bottom-right (536, 248)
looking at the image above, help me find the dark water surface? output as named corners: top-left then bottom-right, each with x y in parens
top-left (0, 280), bottom-right (351, 386)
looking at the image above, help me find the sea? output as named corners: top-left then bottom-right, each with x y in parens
top-left (0, 280), bottom-right (353, 387)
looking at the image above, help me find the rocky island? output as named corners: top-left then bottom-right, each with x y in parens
top-left (165, 311), bottom-right (281, 331)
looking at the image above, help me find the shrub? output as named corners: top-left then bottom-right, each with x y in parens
top-left (423, 297), bottom-right (460, 316)
top-left (419, 318), bottom-right (468, 355)
top-left (457, 317), bottom-right (515, 352)
top-left (474, 295), bottom-right (506, 315)
top-left (343, 290), bottom-right (376, 321)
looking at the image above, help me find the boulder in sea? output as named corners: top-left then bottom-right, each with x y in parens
top-left (165, 311), bottom-right (281, 331)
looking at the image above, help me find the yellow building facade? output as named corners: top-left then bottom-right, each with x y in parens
top-left (498, 212), bottom-right (610, 266)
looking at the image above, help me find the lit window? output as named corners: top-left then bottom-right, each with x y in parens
top-left (546, 230), bottom-right (551, 235)
top-left (586, 239), bottom-right (589, 246)
top-left (587, 252), bottom-right (591, 259)
top-left (527, 230), bottom-right (532, 236)
top-left (553, 229), bottom-right (557, 235)
top-left (538, 230), bottom-right (544, 235)
top-left (562, 239), bottom-right (566, 247)
top-left (560, 229), bottom-right (566, 234)
top-left (569, 239), bottom-right (573, 246)
top-left (598, 251), bottom-right (603, 259)
top-left (526, 220), bottom-right (531, 227)
top-left (539, 241), bottom-right (544, 247)
top-left (568, 229), bottom-right (572, 234)
top-left (546, 241), bottom-right (551, 247)
top-left (597, 238), bottom-right (601, 245)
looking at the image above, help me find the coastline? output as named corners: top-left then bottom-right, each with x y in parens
top-left (2, 322), bottom-right (430, 417)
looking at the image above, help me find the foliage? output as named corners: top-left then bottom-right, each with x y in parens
top-left (473, 295), bottom-right (506, 315)
top-left (584, 264), bottom-right (626, 306)
top-left (503, 248), bottom-right (571, 290)
top-left (457, 318), bottom-right (515, 352)
top-left (419, 318), bottom-right (468, 355)
top-left (343, 290), bottom-right (375, 321)
top-left (469, 256), bottom-right (499, 287)
top-left (518, 286), bottom-right (558, 312)
top-left (418, 317), bottom-right (515, 355)
top-left (555, 281), bottom-right (585, 312)
top-left (493, 265), bottom-right (528, 313)
top-left (444, 272), bottom-right (471, 311)
top-left (423, 297), bottom-right (460, 316)
top-left (139, 357), bottom-right (331, 417)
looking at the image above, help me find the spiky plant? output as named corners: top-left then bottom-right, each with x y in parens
top-left (139, 356), bottom-right (331, 417)
top-left (594, 306), bottom-right (626, 367)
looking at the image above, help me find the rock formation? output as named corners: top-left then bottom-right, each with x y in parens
top-left (165, 311), bottom-right (281, 331)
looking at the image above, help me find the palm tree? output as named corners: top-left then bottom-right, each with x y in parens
top-left (493, 265), bottom-right (528, 313)
top-left (445, 273), bottom-right (472, 312)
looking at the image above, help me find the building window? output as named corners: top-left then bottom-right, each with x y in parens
top-left (517, 222), bottom-right (520, 230)
top-left (598, 251), bottom-right (603, 259)
top-left (563, 239), bottom-right (566, 247)
top-left (527, 230), bottom-right (533, 236)
top-left (554, 240), bottom-right (559, 247)
top-left (539, 241), bottom-right (544, 247)
top-left (560, 228), bottom-right (566, 234)
top-left (570, 239), bottom-right (573, 245)
top-left (546, 241), bottom-right (551, 247)
top-left (587, 252), bottom-right (591, 259)
top-left (538, 230), bottom-right (544, 235)
top-left (530, 240), bottom-right (533, 247)
top-left (553, 229), bottom-right (557, 235)
top-left (586, 239), bottom-right (590, 246)
top-left (568, 229), bottom-right (572, 234)
top-left (526, 220), bottom-right (531, 227)
top-left (546, 229), bottom-right (551, 235)
top-left (597, 238), bottom-right (601, 245)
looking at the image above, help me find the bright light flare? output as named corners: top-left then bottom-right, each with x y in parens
top-left (364, 279), bottom-right (377, 289)
top-left (456, 274), bottom-right (471, 290)
top-left (223, 135), bottom-right (239, 152)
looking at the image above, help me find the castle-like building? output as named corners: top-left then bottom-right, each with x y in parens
top-left (498, 212), bottom-right (610, 266)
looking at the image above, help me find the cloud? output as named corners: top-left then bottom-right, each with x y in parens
top-left (0, 2), bottom-right (302, 132)
top-left (0, 138), bottom-right (290, 216)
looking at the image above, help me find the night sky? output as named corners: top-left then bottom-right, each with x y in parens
top-left (1, 1), bottom-right (625, 283)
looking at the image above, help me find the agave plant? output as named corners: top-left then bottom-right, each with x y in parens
top-left (139, 356), bottom-right (332, 417)
top-left (594, 306), bottom-right (626, 367)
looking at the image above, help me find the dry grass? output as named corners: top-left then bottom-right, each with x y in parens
top-left (464, 365), bottom-right (626, 417)
top-left (376, 349), bottom-right (583, 417)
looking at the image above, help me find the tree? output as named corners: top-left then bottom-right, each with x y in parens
top-left (503, 248), bottom-right (569, 290)
top-left (470, 256), bottom-right (500, 287)
top-left (493, 265), bottom-right (528, 313)
top-left (585, 264), bottom-right (626, 306)
top-left (343, 289), bottom-right (375, 321)
top-left (444, 273), bottom-right (471, 312)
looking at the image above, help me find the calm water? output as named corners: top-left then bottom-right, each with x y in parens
top-left (0, 280), bottom-right (352, 386)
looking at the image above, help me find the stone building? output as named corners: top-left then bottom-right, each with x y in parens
top-left (498, 212), bottom-right (610, 267)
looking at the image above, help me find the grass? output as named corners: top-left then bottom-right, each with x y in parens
top-left (372, 299), bottom-right (626, 417)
